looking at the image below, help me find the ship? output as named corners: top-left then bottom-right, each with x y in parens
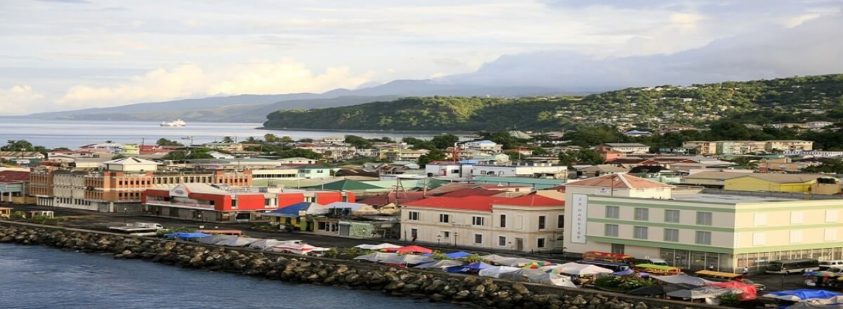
top-left (160, 119), bottom-right (187, 127)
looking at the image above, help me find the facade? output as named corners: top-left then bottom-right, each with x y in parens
top-left (0, 170), bottom-right (31, 204)
top-left (297, 167), bottom-right (333, 179)
top-left (461, 140), bottom-right (503, 153)
top-left (103, 157), bottom-right (159, 172)
top-left (425, 162), bottom-right (567, 179)
top-left (142, 183), bottom-right (274, 222)
top-left (564, 173), bottom-right (843, 272)
top-left (683, 140), bottom-right (814, 155)
top-left (681, 171), bottom-right (754, 188)
top-left (401, 195), bottom-right (565, 252)
top-left (596, 143), bottom-right (650, 155)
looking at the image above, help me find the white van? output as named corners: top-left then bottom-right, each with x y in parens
top-left (819, 260), bottom-right (843, 270)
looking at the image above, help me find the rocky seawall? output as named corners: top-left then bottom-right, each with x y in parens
top-left (0, 222), bottom-right (713, 309)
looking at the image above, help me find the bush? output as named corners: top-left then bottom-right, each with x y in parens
top-left (459, 254), bottom-right (483, 263)
top-left (718, 293), bottom-right (741, 306)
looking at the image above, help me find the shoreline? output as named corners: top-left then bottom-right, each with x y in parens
top-left (257, 126), bottom-right (479, 135)
top-left (0, 221), bottom-right (714, 309)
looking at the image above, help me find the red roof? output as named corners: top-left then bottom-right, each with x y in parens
top-left (402, 194), bottom-right (563, 212)
top-left (440, 188), bottom-right (503, 197)
top-left (0, 171), bottom-right (30, 183)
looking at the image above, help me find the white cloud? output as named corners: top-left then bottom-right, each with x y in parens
top-left (57, 60), bottom-right (372, 108)
top-left (0, 85), bottom-right (46, 114)
top-left (784, 13), bottom-right (821, 28)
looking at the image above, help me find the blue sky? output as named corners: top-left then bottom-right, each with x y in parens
top-left (0, 0), bottom-right (841, 113)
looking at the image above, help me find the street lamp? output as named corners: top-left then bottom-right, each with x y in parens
top-left (437, 234), bottom-right (441, 246)
top-left (453, 232), bottom-right (458, 247)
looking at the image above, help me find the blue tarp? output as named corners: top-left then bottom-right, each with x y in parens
top-left (445, 251), bottom-right (471, 259)
top-left (446, 262), bottom-right (493, 273)
top-left (263, 202), bottom-right (311, 217)
top-left (765, 289), bottom-right (842, 301)
top-left (164, 232), bottom-right (210, 240)
top-left (612, 269), bottom-right (635, 276)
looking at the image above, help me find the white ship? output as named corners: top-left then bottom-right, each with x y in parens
top-left (160, 119), bottom-right (187, 127)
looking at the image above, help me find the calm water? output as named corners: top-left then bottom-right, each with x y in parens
top-left (0, 243), bottom-right (455, 309)
top-left (0, 118), bottom-right (445, 149)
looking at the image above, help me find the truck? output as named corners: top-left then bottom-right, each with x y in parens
top-left (108, 222), bottom-right (165, 236)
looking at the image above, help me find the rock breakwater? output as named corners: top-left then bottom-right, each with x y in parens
top-left (0, 222), bottom-right (711, 309)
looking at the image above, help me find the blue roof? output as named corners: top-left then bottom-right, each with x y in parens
top-left (264, 202), bottom-right (312, 217)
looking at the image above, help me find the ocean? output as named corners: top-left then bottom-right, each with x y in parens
top-left (0, 243), bottom-right (455, 309)
top-left (0, 118), bottom-right (447, 149)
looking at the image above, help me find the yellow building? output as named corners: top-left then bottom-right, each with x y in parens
top-left (724, 174), bottom-right (841, 195)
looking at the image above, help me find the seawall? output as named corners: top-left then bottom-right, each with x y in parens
top-left (0, 221), bottom-right (714, 309)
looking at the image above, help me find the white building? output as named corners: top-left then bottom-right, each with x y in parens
top-left (461, 140), bottom-right (503, 153)
top-left (425, 162), bottom-right (566, 179)
top-left (401, 194), bottom-right (565, 252)
top-left (104, 157), bottom-right (159, 172)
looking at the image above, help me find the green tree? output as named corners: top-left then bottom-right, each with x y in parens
top-left (2, 140), bottom-right (35, 151)
top-left (263, 134), bottom-right (279, 143)
top-left (558, 149), bottom-right (604, 166)
top-left (163, 148), bottom-right (214, 160)
top-left (277, 148), bottom-right (321, 159)
top-left (344, 135), bottom-right (373, 149)
top-left (221, 136), bottom-right (235, 143)
top-left (418, 149), bottom-right (446, 166)
top-left (431, 134), bottom-right (459, 149)
top-left (156, 138), bottom-right (182, 146)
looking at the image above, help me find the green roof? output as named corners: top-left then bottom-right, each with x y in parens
top-left (304, 179), bottom-right (381, 191)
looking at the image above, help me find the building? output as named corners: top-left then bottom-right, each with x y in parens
top-left (564, 173), bottom-right (843, 272)
top-left (596, 143), bottom-right (650, 155)
top-left (142, 183), bottom-right (275, 222)
top-left (251, 168), bottom-right (300, 186)
top-left (424, 161), bottom-right (567, 179)
top-left (682, 140), bottom-right (814, 155)
top-left (681, 171), bottom-right (755, 188)
top-left (382, 148), bottom-right (430, 162)
top-left (278, 157), bottom-right (319, 166)
top-left (401, 194), bottom-right (565, 252)
top-left (765, 140), bottom-right (813, 152)
top-left (461, 140), bottom-right (503, 153)
top-left (297, 166), bottom-right (333, 179)
top-left (724, 174), bottom-right (840, 195)
top-left (0, 170), bottom-right (31, 204)
top-left (103, 157), bottom-right (159, 172)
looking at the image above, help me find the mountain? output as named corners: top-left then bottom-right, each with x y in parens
top-left (263, 74), bottom-right (843, 132)
top-left (26, 80), bottom-right (559, 122)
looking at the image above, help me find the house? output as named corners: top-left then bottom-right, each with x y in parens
top-left (681, 171), bottom-right (754, 188)
top-left (724, 174), bottom-right (840, 195)
top-left (575, 165), bottom-right (629, 178)
top-left (623, 130), bottom-right (652, 137)
top-left (297, 166), bottom-right (333, 179)
top-left (104, 157), bottom-right (159, 172)
top-left (278, 157), bottom-right (319, 166)
top-left (0, 170), bottom-right (31, 204)
top-left (563, 173), bottom-right (843, 272)
top-left (142, 183), bottom-right (276, 222)
top-left (596, 143), bottom-right (650, 155)
top-left (461, 140), bottom-right (503, 153)
top-left (401, 194), bottom-right (565, 252)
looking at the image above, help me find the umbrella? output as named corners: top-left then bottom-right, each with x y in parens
top-left (447, 262), bottom-right (493, 273)
top-left (499, 269), bottom-right (577, 288)
top-left (380, 254), bottom-right (435, 265)
top-left (415, 260), bottom-right (465, 270)
top-left (354, 252), bottom-right (398, 263)
top-left (387, 245), bottom-right (433, 255)
top-left (479, 266), bottom-right (521, 278)
top-left (764, 289), bottom-right (842, 302)
top-left (709, 280), bottom-right (757, 300)
top-left (667, 286), bottom-right (732, 300)
top-left (354, 243), bottom-right (402, 250)
top-left (651, 274), bottom-right (710, 287)
top-left (546, 262), bottom-right (613, 276)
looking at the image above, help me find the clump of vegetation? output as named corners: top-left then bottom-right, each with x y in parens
top-left (594, 275), bottom-right (654, 291)
top-left (718, 293), bottom-right (741, 307)
top-left (459, 254), bottom-right (484, 263)
top-left (324, 247), bottom-right (370, 259)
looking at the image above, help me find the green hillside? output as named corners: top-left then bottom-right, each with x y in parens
top-left (263, 74), bottom-right (843, 131)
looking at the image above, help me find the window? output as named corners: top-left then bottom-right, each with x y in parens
top-left (633, 226), bottom-right (648, 239)
top-left (604, 224), bottom-right (619, 237)
top-left (472, 216), bottom-right (485, 226)
top-left (605, 206), bottom-right (619, 219)
top-left (695, 231), bottom-right (711, 245)
top-left (664, 210), bottom-right (680, 223)
top-left (474, 234), bottom-right (483, 244)
top-left (664, 228), bottom-right (679, 242)
top-left (696, 212), bottom-right (712, 225)
top-left (537, 238), bottom-right (545, 248)
top-left (442, 231), bottom-right (450, 238)
top-left (557, 214), bottom-right (564, 228)
top-left (408, 211), bottom-right (420, 221)
top-left (499, 214), bottom-right (507, 228)
top-left (410, 228), bottom-right (418, 239)
top-left (634, 208), bottom-right (648, 221)
top-left (231, 199), bottom-right (238, 209)
top-left (498, 236), bottom-right (507, 246)
top-left (439, 214), bottom-right (450, 223)
top-left (538, 216), bottom-right (546, 230)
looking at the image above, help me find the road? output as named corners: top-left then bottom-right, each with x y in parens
top-left (3, 204), bottom-right (823, 292)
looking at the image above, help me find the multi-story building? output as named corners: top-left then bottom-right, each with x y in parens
top-left (424, 161), bottom-right (567, 179)
top-left (564, 173), bottom-right (843, 272)
top-left (461, 140), bottom-right (503, 153)
top-left (765, 140), bottom-right (813, 152)
top-left (683, 140), bottom-right (813, 155)
top-left (596, 143), bottom-right (651, 155)
top-left (401, 194), bottom-right (565, 252)
top-left (142, 183), bottom-right (276, 222)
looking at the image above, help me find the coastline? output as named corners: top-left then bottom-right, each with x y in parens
top-left (257, 126), bottom-right (479, 135)
top-left (0, 221), bottom-right (714, 309)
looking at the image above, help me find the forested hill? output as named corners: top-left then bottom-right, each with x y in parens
top-left (263, 74), bottom-right (843, 131)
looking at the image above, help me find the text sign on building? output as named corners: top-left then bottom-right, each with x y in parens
top-left (571, 193), bottom-right (588, 244)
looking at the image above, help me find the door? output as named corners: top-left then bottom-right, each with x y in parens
top-left (611, 244), bottom-right (625, 254)
top-left (515, 238), bottom-right (523, 251)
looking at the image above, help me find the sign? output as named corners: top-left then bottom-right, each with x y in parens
top-left (571, 194), bottom-right (588, 244)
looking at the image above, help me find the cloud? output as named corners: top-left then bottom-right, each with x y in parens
top-left (0, 85), bottom-right (46, 114)
top-left (57, 60), bottom-right (372, 108)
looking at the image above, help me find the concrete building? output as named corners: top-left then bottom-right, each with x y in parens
top-left (0, 170), bottom-right (31, 204)
top-left (103, 157), bottom-right (159, 172)
top-left (564, 173), bottom-right (843, 272)
top-left (424, 161), bottom-right (567, 179)
top-left (682, 140), bottom-right (814, 155)
top-left (461, 140), bottom-right (503, 153)
top-left (724, 174), bottom-right (840, 195)
top-left (142, 183), bottom-right (276, 222)
top-left (596, 143), bottom-right (650, 155)
top-left (401, 194), bottom-right (565, 252)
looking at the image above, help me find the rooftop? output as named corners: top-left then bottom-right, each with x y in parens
top-left (402, 194), bottom-right (563, 212)
top-left (566, 173), bottom-right (672, 189)
top-left (671, 192), bottom-right (799, 203)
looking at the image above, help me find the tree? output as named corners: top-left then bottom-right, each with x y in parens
top-left (263, 134), bottom-right (278, 143)
top-left (344, 135), bottom-right (372, 149)
top-left (804, 158), bottom-right (843, 174)
top-left (417, 149), bottom-right (446, 167)
top-left (276, 148), bottom-right (320, 159)
top-left (1, 140), bottom-right (35, 151)
top-left (163, 148), bottom-right (214, 160)
top-left (558, 149), bottom-right (604, 167)
top-left (431, 134), bottom-right (459, 149)
top-left (221, 136), bottom-right (235, 143)
top-left (156, 138), bottom-right (182, 146)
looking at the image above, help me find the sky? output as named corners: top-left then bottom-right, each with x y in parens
top-left (0, 0), bottom-right (841, 114)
